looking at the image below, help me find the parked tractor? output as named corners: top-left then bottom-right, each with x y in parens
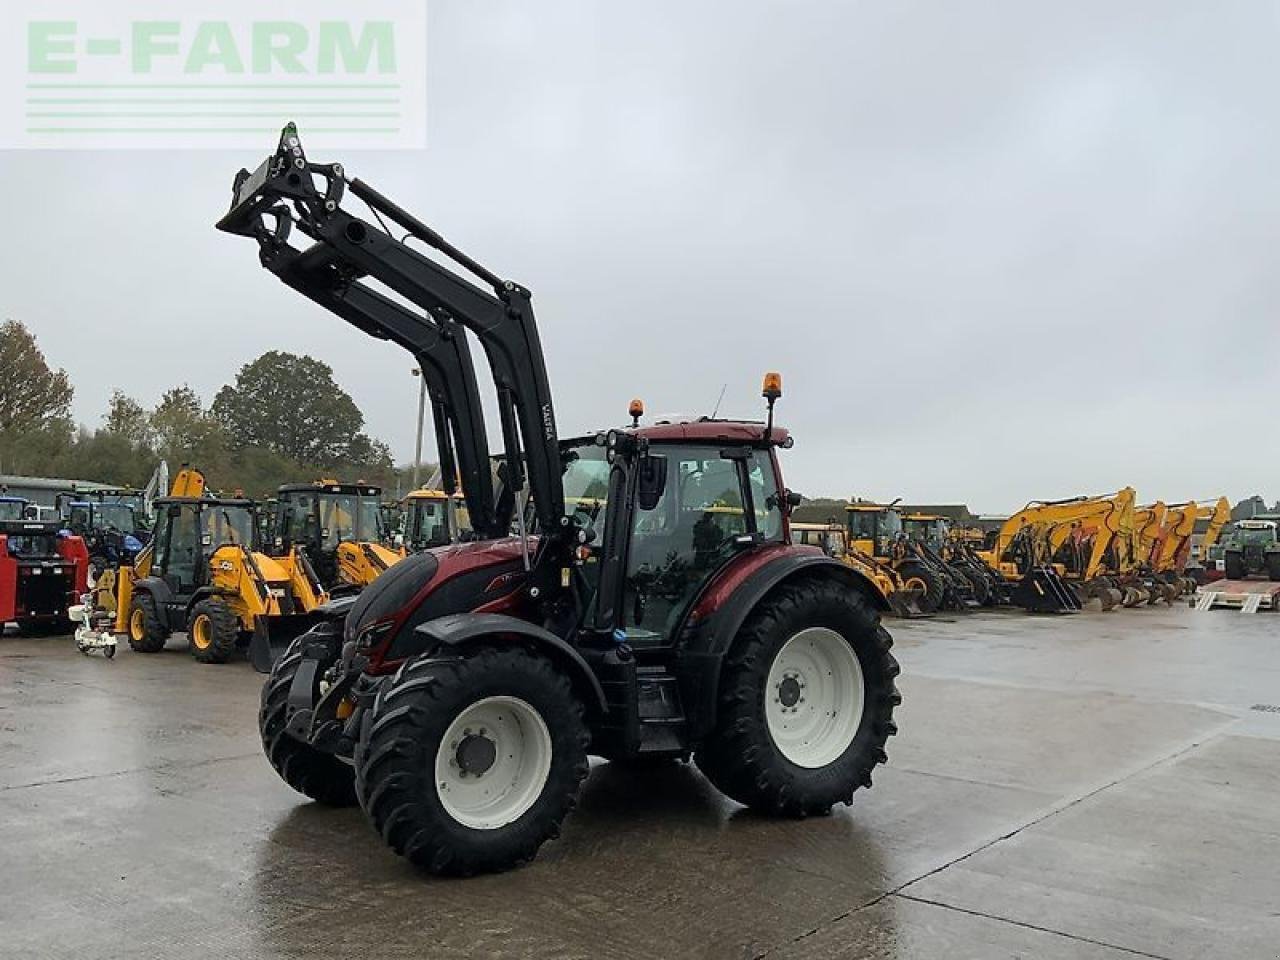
top-left (220, 126), bottom-right (900, 876)
top-left (63, 499), bottom-right (145, 580)
top-left (846, 504), bottom-right (976, 613)
top-left (0, 496), bottom-right (89, 634)
top-left (1222, 517), bottom-right (1280, 581)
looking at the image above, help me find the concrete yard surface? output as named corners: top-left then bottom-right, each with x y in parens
top-left (2, 605), bottom-right (1278, 959)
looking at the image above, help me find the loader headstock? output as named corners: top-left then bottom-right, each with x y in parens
top-left (216, 123), bottom-right (345, 246)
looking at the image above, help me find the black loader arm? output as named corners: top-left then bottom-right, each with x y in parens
top-left (217, 124), bottom-right (566, 542)
top-left (263, 242), bottom-right (501, 538)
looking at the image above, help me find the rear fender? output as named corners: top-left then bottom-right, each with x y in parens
top-left (678, 555), bottom-right (887, 741)
top-left (413, 613), bottom-right (607, 717)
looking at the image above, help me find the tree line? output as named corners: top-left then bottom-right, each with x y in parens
top-left (0, 319), bottom-right (408, 498)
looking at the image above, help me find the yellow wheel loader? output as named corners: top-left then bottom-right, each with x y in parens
top-left (791, 521), bottom-right (926, 617)
top-left (272, 481), bottom-right (404, 594)
top-left (402, 488), bottom-right (471, 551)
top-left (94, 468), bottom-right (328, 668)
top-left (846, 504), bottom-right (981, 613)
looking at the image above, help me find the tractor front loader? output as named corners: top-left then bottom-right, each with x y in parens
top-left (219, 125), bottom-right (901, 876)
top-left (94, 468), bottom-right (328, 666)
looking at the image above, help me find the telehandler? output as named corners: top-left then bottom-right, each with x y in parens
top-left (272, 480), bottom-right (402, 593)
top-left (220, 125), bottom-right (900, 876)
top-left (93, 468), bottom-right (328, 665)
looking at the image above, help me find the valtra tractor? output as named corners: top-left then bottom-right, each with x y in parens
top-left (218, 125), bottom-right (901, 876)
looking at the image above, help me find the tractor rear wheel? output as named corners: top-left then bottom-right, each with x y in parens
top-left (126, 593), bottom-right (169, 653)
top-left (355, 647), bottom-right (590, 876)
top-left (896, 561), bottom-right (942, 613)
top-left (188, 599), bottom-right (239, 664)
top-left (695, 578), bottom-right (900, 817)
top-left (259, 638), bottom-right (356, 807)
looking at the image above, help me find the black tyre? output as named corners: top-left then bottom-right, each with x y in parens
top-left (1225, 552), bottom-right (1245, 580)
top-left (126, 592), bottom-right (169, 653)
top-left (694, 578), bottom-right (900, 817)
top-left (355, 647), bottom-right (590, 876)
top-left (1267, 554), bottom-right (1280, 583)
top-left (259, 638), bottom-right (356, 807)
top-left (188, 598), bottom-right (239, 664)
top-left (896, 560), bottom-right (942, 613)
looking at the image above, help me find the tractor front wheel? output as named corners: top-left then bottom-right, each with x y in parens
top-left (695, 578), bottom-right (901, 817)
top-left (355, 647), bottom-right (590, 876)
top-left (188, 599), bottom-right (239, 664)
top-left (126, 593), bottom-right (169, 653)
top-left (259, 637), bottom-right (356, 807)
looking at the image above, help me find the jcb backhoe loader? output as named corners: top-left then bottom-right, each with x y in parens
top-left (91, 468), bottom-right (328, 666)
top-left (791, 521), bottom-right (926, 617)
top-left (272, 480), bottom-right (403, 594)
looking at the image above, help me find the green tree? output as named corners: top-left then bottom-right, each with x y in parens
top-left (102, 390), bottom-right (154, 447)
top-left (151, 385), bottom-right (227, 465)
top-left (0, 320), bottom-right (74, 471)
top-left (212, 351), bottom-right (371, 464)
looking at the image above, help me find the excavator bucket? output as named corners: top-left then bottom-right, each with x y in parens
top-left (888, 586), bottom-right (928, 618)
top-left (248, 614), bottom-right (319, 674)
top-left (1009, 566), bottom-right (1082, 613)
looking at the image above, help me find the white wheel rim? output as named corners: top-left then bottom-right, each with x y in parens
top-left (765, 627), bottom-right (864, 768)
top-left (433, 696), bottom-right (552, 830)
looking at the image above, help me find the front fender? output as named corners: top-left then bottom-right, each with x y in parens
top-left (132, 576), bottom-right (177, 630)
top-left (414, 613), bottom-right (607, 716)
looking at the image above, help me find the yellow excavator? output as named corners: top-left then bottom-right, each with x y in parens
top-left (1129, 502), bottom-right (1180, 604)
top-left (976, 500), bottom-right (1087, 612)
top-left (1039, 488), bottom-right (1137, 610)
top-left (90, 468), bottom-right (328, 668)
top-left (1151, 497), bottom-right (1231, 592)
top-left (273, 480), bottom-right (403, 594)
top-left (791, 521), bottom-right (926, 617)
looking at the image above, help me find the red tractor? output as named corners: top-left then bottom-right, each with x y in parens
top-left (219, 125), bottom-right (901, 876)
top-left (0, 497), bottom-right (89, 634)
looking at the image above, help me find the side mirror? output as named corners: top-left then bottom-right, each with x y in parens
top-left (636, 455), bottom-right (668, 512)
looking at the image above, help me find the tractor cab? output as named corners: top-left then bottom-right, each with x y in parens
top-left (403, 488), bottom-right (470, 551)
top-left (273, 481), bottom-right (401, 593)
top-left (1223, 517), bottom-right (1280, 581)
top-left (64, 500), bottom-right (145, 575)
top-left (148, 496), bottom-right (256, 596)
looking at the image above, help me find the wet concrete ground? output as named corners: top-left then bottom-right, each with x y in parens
top-left (2, 605), bottom-right (1278, 959)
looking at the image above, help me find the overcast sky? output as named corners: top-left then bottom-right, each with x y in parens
top-left (5, 1), bottom-right (1278, 513)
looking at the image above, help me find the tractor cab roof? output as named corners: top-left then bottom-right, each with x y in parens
top-left (632, 418), bottom-right (790, 446)
top-left (404, 488), bottom-right (461, 502)
top-left (278, 481), bottom-right (381, 498)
